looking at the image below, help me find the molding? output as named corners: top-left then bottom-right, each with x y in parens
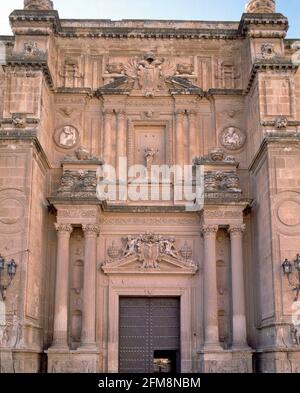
top-left (238, 13), bottom-right (289, 37)
top-left (4, 58), bottom-right (54, 89)
top-left (246, 59), bottom-right (299, 93)
top-left (0, 130), bottom-right (51, 170)
top-left (249, 134), bottom-right (300, 173)
top-left (9, 10), bottom-right (61, 34)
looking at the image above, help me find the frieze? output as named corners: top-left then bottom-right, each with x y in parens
top-left (204, 210), bottom-right (242, 218)
top-left (58, 209), bottom-right (97, 218)
top-left (100, 217), bottom-right (199, 225)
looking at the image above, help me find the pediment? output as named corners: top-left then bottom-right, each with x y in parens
top-left (101, 254), bottom-right (198, 275)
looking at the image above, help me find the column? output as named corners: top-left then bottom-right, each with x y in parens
top-left (228, 224), bottom-right (248, 348)
top-left (103, 109), bottom-right (114, 166)
top-left (188, 110), bottom-right (198, 163)
top-left (79, 224), bottom-right (100, 350)
top-left (202, 224), bottom-right (222, 350)
top-left (116, 110), bottom-right (127, 171)
top-left (52, 223), bottom-right (73, 349)
top-left (175, 110), bottom-right (185, 167)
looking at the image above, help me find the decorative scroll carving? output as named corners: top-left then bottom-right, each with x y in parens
top-left (54, 223), bottom-right (73, 234)
top-left (104, 233), bottom-right (196, 270)
top-left (57, 170), bottom-right (98, 198)
top-left (202, 225), bottom-right (219, 235)
top-left (228, 224), bottom-right (246, 236)
top-left (82, 224), bottom-right (100, 236)
top-left (193, 148), bottom-right (236, 164)
top-left (203, 172), bottom-right (241, 193)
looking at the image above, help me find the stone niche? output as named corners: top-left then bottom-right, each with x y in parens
top-left (128, 121), bottom-right (171, 168)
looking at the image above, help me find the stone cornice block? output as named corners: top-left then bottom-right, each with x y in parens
top-left (238, 13), bottom-right (289, 37)
top-left (9, 10), bottom-right (61, 34)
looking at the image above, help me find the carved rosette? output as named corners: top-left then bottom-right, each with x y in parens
top-left (202, 225), bottom-right (219, 236)
top-left (245, 0), bottom-right (276, 13)
top-left (24, 0), bottom-right (54, 10)
top-left (82, 224), bottom-right (100, 237)
top-left (228, 224), bottom-right (246, 238)
top-left (54, 223), bottom-right (73, 236)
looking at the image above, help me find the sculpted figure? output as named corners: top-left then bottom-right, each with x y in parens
top-left (59, 126), bottom-right (77, 147)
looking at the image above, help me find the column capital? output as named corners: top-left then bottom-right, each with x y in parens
top-left (187, 109), bottom-right (197, 117)
top-left (175, 109), bottom-right (185, 119)
top-left (54, 223), bottom-right (73, 235)
top-left (228, 224), bottom-right (246, 237)
top-left (103, 109), bottom-right (114, 118)
top-left (202, 224), bottom-right (219, 235)
top-left (82, 224), bottom-right (100, 236)
top-left (116, 109), bottom-right (126, 119)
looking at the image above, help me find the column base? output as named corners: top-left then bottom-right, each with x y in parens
top-left (198, 349), bottom-right (253, 373)
top-left (202, 343), bottom-right (223, 352)
top-left (0, 348), bottom-right (42, 373)
top-left (77, 343), bottom-right (98, 353)
top-left (47, 350), bottom-right (100, 373)
top-left (255, 348), bottom-right (300, 373)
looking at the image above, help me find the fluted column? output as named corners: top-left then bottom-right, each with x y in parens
top-left (116, 110), bottom-right (127, 171)
top-left (228, 224), bottom-right (248, 348)
top-left (103, 109), bottom-right (114, 166)
top-left (175, 110), bottom-right (185, 167)
top-left (202, 224), bottom-right (222, 350)
top-left (79, 224), bottom-right (100, 350)
top-left (188, 110), bottom-right (198, 163)
top-left (52, 223), bottom-right (73, 349)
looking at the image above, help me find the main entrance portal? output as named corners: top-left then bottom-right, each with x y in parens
top-left (119, 298), bottom-right (180, 373)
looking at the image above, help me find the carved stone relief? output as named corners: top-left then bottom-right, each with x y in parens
top-left (103, 233), bottom-right (197, 271)
top-left (57, 170), bottom-right (97, 199)
top-left (220, 127), bottom-right (246, 151)
top-left (54, 126), bottom-right (80, 150)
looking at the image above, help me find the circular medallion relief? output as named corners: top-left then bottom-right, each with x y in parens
top-left (278, 200), bottom-right (300, 227)
top-left (54, 125), bottom-right (79, 149)
top-left (0, 198), bottom-right (24, 225)
top-left (220, 127), bottom-right (246, 151)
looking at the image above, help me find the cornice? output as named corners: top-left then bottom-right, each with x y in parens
top-left (0, 129), bottom-right (51, 169)
top-left (249, 133), bottom-right (300, 173)
top-left (238, 13), bottom-right (289, 37)
top-left (9, 10), bottom-right (61, 34)
top-left (246, 58), bottom-right (298, 93)
top-left (4, 57), bottom-right (54, 89)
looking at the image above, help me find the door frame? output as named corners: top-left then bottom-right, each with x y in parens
top-left (107, 286), bottom-right (192, 373)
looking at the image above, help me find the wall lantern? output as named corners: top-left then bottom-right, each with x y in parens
top-left (0, 255), bottom-right (17, 301)
top-left (282, 254), bottom-right (300, 301)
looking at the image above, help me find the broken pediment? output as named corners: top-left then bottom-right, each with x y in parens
top-left (101, 233), bottom-right (198, 275)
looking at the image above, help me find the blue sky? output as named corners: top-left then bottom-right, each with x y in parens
top-left (1, 0), bottom-right (299, 38)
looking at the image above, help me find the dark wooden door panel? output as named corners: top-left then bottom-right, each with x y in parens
top-left (119, 297), bottom-right (180, 373)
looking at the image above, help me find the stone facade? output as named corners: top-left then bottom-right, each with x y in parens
top-left (0, 0), bottom-right (300, 373)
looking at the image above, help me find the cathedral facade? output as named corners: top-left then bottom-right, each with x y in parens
top-left (0, 0), bottom-right (300, 373)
